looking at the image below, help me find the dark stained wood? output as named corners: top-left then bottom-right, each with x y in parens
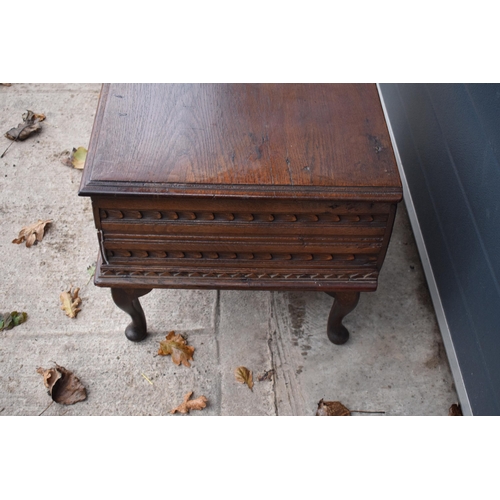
top-left (80, 84), bottom-right (401, 199)
top-left (79, 84), bottom-right (402, 342)
top-left (326, 292), bottom-right (361, 344)
top-left (110, 288), bottom-right (151, 341)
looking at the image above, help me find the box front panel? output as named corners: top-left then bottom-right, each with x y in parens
top-left (92, 196), bottom-right (396, 291)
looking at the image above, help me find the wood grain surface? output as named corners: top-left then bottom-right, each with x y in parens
top-left (80, 84), bottom-right (401, 199)
top-left (79, 84), bottom-right (403, 343)
top-left (90, 195), bottom-right (396, 292)
top-left (79, 85), bottom-right (402, 291)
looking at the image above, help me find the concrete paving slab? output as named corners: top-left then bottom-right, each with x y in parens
top-left (218, 290), bottom-right (276, 416)
top-left (270, 203), bottom-right (457, 416)
top-left (0, 329), bottom-right (219, 416)
top-left (0, 84), bottom-right (459, 416)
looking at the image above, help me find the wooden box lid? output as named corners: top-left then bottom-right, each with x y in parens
top-left (79, 84), bottom-right (401, 201)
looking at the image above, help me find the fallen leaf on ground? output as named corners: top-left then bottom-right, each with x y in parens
top-left (37, 364), bottom-right (87, 405)
top-left (316, 399), bottom-right (351, 416)
top-left (158, 331), bottom-right (195, 367)
top-left (12, 219), bottom-right (52, 247)
top-left (61, 147), bottom-right (87, 170)
top-left (5, 110), bottom-right (46, 141)
top-left (86, 262), bottom-right (96, 284)
top-left (1, 83), bottom-right (12, 87)
top-left (257, 369), bottom-right (274, 382)
top-left (170, 391), bottom-right (208, 414)
top-left (235, 366), bottom-right (253, 391)
top-left (449, 403), bottom-right (463, 416)
top-left (60, 287), bottom-right (82, 318)
top-left (0, 311), bottom-right (27, 331)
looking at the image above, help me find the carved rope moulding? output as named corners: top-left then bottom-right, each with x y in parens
top-left (100, 268), bottom-right (378, 281)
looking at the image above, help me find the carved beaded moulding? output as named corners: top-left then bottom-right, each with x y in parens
top-left (105, 249), bottom-right (380, 263)
top-left (99, 208), bottom-right (388, 224)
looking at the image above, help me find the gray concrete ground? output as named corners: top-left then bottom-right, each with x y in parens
top-left (0, 83), bottom-right (458, 416)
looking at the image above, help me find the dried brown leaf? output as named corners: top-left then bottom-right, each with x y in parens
top-left (449, 404), bottom-right (463, 416)
top-left (5, 110), bottom-right (46, 141)
top-left (60, 287), bottom-right (82, 318)
top-left (158, 331), bottom-right (194, 367)
top-left (37, 366), bottom-right (62, 390)
top-left (61, 147), bottom-right (87, 170)
top-left (12, 219), bottom-right (52, 247)
top-left (316, 399), bottom-right (351, 416)
top-left (1, 83), bottom-right (12, 87)
top-left (37, 364), bottom-right (87, 405)
top-left (235, 366), bottom-right (253, 391)
top-left (170, 391), bottom-right (208, 414)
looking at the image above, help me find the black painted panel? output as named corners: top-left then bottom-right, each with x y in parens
top-left (379, 83), bottom-right (500, 415)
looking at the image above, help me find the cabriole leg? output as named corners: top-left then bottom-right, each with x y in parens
top-left (326, 291), bottom-right (360, 345)
top-left (111, 288), bottom-right (152, 342)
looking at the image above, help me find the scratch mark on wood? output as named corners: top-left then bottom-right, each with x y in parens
top-left (286, 157), bottom-right (294, 186)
